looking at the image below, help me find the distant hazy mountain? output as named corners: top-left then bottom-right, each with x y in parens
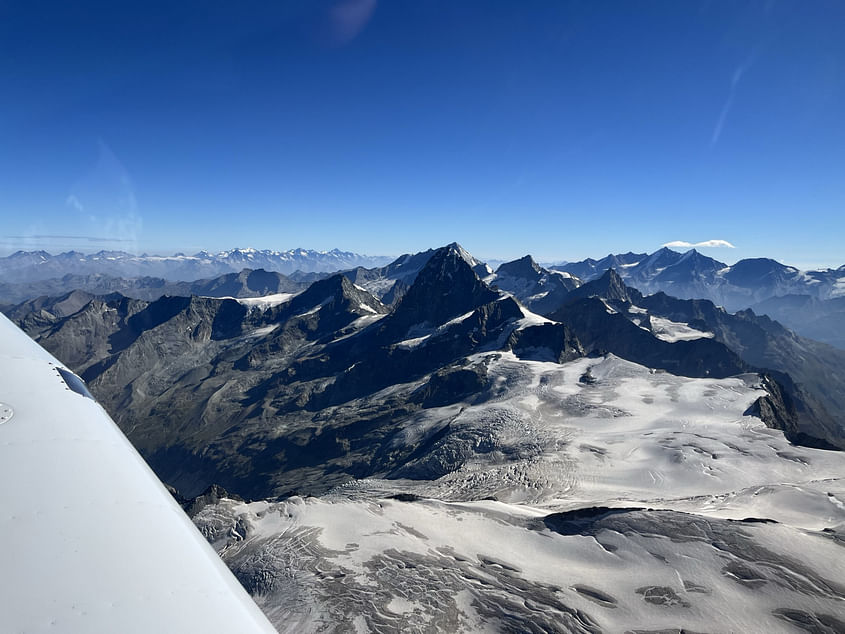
top-left (0, 247), bottom-right (394, 283)
top-left (553, 248), bottom-right (845, 308)
top-left (552, 248), bottom-right (845, 348)
top-left (750, 294), bottom-right (845, 350)
top-left (546, 251), bottom-right (646, 281)
top-left (0, 268), bottom-right (306, 306)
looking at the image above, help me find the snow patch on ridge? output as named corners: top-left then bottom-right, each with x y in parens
top-left (650, 316), bottom-right (714, 342)
top-left (211, 293), bottom-right (297, 310)
top-left (515, 306), bottom-right (554, 330)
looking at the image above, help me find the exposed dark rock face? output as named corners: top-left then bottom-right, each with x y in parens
top-left (409, 364), bottom-right (489, 409)
top-left (266, 273), bottom-right (388, 334)
top-left (7, 288), bottom-right (101, 321)
top-left (281, 293), bottom-right (525, 412)
top-left (380, 278), bottom-right (410, 306)
top-left (563, 268), bottom-right (639, 305)
top-left (340, 244), bottom-right (491, 305)
top-left (745, 374), bottom-right (841, 451)
top-left (385, 244), bottom-right (499, 337)
top-left (772, 608), bottom-right (845, 633)
top-left (551, 297), bottom-right (748, 379)
top-left (183, 484), bottom-right (245, 517)
top-left (496, 254), bottom-right (544, 279)
top-left (507, 322), bottom-right (584, 363)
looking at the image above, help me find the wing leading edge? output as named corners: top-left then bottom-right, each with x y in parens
top-left (0, 313), bottom-right (276, 633)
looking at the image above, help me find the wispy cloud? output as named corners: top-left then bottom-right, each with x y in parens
top-left (66, 139), bottom-right (143, 251)
top-left (3, 235), bottom-right (134, 243)
top-left (0, 234), bottom-right (138, 255)
top-left (711, 53), bottom-right (757, 147)
top-left (65, 194), bottom-right (84, 212)
top-left (325, 0), bottom-right (376, 46)
top-left (663, 239), bottom-right (736, 249)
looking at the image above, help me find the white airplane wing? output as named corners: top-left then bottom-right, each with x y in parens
top-left (0, 313), bottom-right (276, 633)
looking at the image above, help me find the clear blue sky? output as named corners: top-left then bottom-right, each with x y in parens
top-left (1, 1), bottom-right (843, 268)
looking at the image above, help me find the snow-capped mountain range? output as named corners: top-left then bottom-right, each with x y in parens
top-left (9, 242), bottom-right (845, 632)
top-left (553, 247), bottom-right (845, 309)
top-left (0, 247), bottom-right (393, 282)
top-left (3, 244), bottom-right (845, 351)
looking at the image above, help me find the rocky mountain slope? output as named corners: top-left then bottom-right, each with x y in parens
top-left (11, 243), bottom-right (845, 633)
top-left (14, 245), bottom-right (576, 498)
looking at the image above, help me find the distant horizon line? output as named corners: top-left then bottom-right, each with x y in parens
top-left (0, 243), bottom-right (841, 272)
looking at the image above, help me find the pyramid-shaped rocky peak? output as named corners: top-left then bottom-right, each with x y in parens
top-left (391, 244), bottom-right (499, 328)
top-left (496, 255), bottom-right (543, 280)
top-left (565, 268), bottom-right (637, 304)
top-left (654, 249), bottom-right (726, 283)
top-left (443, 242), bottom-right (492, 277)
top-left (642, 246), bottom-right (683, 270)
top-left (675, 248), bottom-right (726, 270)
top-left (284, 274), bottom-right (387, 317)
top-left (381, 248), bottom-right (438, 280)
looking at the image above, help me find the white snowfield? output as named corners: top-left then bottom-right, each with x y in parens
top-left (648, 315), bottom-right (715, 342)
top-left (626, 306), bottom-right (715, 341)
top-left (396, 310), bottom-right (479, 349)
top-left (0, 314), bottom-right (275, 633)
top-left (225, 292), bottom-right (298, 309)
top-left (514, 305), bottom-right (553, 329)
top-left (195, 353), bottom-right (845, 633)
top-left (398, 305), bottom-right (552, 352)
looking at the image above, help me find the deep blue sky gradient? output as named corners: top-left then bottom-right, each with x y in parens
top-left (1, 1), bottom-right (843, 267)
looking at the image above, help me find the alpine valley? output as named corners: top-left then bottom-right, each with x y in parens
top-left (5, 243), bottom-right (845, 633)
